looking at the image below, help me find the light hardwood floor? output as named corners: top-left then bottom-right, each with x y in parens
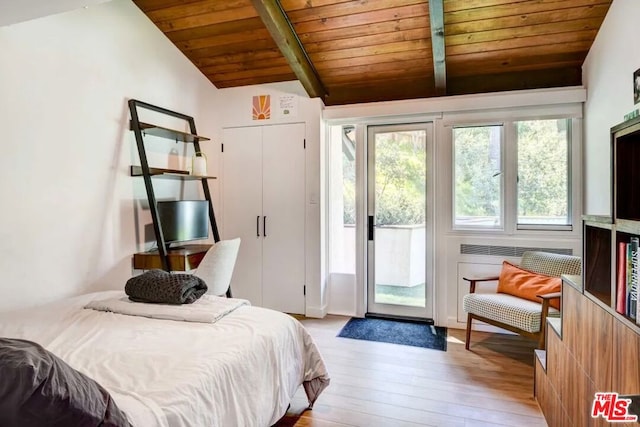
top-left (276, 315), bottom-right (547, 427)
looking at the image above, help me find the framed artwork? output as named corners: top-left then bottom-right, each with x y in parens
top-left (252, 95), bottom-right (271, 120)
top-left (634, 68), bottom-right (640, 105)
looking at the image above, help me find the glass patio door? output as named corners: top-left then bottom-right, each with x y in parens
top-left (366, 123), bottom-right (433, 319)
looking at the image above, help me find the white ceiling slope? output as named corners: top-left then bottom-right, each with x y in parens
top-left (0, 0), bottom-right (110, 27)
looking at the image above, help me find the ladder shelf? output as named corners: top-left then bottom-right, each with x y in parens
top-left (128, 99), bottom-right (220, 274)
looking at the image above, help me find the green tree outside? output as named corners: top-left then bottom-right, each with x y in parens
top-left (341, 120), bottom-right (568, 227)
top-left (517, 120), bottom-right (569, 223)
top-left (453, 126), bottom-right (502, 224)
top-left (342, 130), bottom-right (426, 226)
top-left (374, 131), bottom-right (426, 225)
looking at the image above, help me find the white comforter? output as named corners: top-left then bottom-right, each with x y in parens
top-left (84, 294), bottom-right (250, 323)
top-left (0, 291), bottom-right (329, 427)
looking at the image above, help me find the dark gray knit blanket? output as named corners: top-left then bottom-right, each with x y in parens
top-left (125, 270), bottom-right (208, 304)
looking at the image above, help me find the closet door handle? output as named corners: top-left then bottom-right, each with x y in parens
top-left (263, 216), bottom-right (267, 237)
top-left (256, 216), bottom-right (260, 237)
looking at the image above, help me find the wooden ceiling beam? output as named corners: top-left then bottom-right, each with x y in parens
top-left (429, 0), bottom-right (447, 95)
top-left (251, 0), bottom-right (327, 100)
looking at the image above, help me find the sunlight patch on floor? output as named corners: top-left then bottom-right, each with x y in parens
top-left (447, 335), bottom-right (464, 344)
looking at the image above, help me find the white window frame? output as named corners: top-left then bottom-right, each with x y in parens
top-left (445, 109), bottom-right (581, 236)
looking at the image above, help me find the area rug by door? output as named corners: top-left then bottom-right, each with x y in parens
top-left (337, 317), bottom-right (447, 351)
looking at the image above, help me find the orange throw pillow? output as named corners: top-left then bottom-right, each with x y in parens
top-left (496, 261), bottom-right (562, 309)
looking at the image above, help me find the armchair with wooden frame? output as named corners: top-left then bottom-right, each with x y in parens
top-left (462, 251), bottom-right (581, 350)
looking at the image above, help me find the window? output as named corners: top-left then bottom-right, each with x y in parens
top-left (452, 119), bottom-right (573, 232)
top-left (328, 124), bottom-right (356, 274)
top-left (516, 119), bottom-right (570, 228)
top-left (453, 125), bottom-right (503, 229)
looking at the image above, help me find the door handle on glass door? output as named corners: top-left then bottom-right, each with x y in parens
top-left (368, 215), bottom-right (374, 241)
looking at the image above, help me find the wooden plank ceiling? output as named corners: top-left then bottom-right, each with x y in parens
top-left (133, 0), bottom-right (612, 106)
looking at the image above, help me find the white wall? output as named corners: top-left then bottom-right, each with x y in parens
top-left (215, 82), bottom-right (326, 317)
top-left (0, 0), bottom-right (110, 27)
top-left (583, 0), bottom-right (640, 215)
top-left (0, 0), bottom-right (221, 311)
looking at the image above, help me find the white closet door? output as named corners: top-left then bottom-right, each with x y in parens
top-left (222, 127), bottom-right (263, 306)
top-left (262, 123), bottom-right (306, 314)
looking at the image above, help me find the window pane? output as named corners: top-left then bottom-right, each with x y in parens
top-left (453, 125), bottom-right (503, 228)
top-left (374, 130), bottom-right (426, 226)
top-left (516, 119), bottom-right (570, 226)
top-left (373, 129), bottom-right (426, 308)
top-left (328, 125), bottom-right (356, 274)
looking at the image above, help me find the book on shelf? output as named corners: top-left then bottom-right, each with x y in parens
top-left (617, 242), bottom-right (627, 315)
top-left (638, 285), bottom-right (640, 325)
top-left (629, 237), bottom-right (639, 320)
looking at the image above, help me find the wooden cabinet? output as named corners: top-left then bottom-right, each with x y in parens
top-left (583, 117), bottom-right (640, 328)
top-left (535, 115), bottom-right (640, 425)
top-left (612, 320), bottom-right (640, 395)
top-left (222, 123), bottom-right (306, 314)
top-left (536, 279), bottom-right (625, 427)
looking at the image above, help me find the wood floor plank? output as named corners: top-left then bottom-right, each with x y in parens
top-left (275, 315), bottom-right (547, 427)
top-left (284, 393), bottom-right (432, 427)
top-left (323, 383), bottom-right (545, 426)
top-left (323, 376), bottom-right (541, 417)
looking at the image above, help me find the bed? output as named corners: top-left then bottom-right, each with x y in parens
top-left (0, 290), bottom-right (330, 427)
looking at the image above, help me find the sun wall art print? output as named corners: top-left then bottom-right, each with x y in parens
top-left (252, 95), bottom-right (271, 120)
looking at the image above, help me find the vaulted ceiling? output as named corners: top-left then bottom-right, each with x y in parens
top-left (132, 0), bottom-right (612, 106)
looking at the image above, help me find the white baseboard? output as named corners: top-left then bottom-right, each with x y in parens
top-left (306, 304), bottom-right (328, 318)
top-left (327, 309), bottom-right (356, 317)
